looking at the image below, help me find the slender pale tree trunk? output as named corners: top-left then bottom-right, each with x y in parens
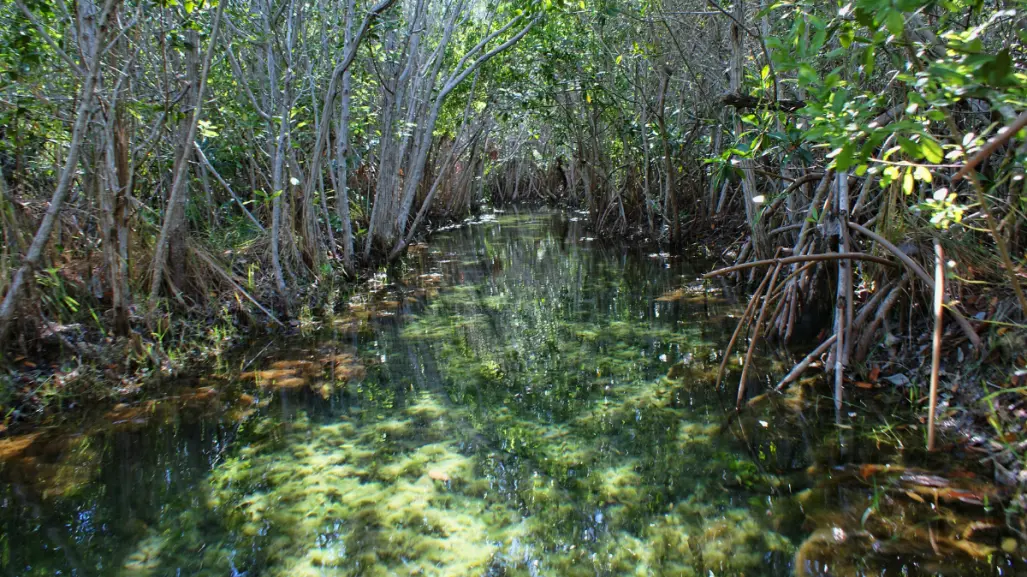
top-left (148, 0), bottom-right (226, 307)
top-left (113, 113), bottom-right (131, 335)
top-left (730, 0), bottom-right (770, 258)
top-left (389, 14), bottom-right (538, 251)
top-left (655, 69), bottom-right (678, 242)
top-left (93, 0), bottom-right (133, 335)
top-left (335, 0), bottom-right (359, 270)
top-left (263, 0), bottom-right (295, 294)
top-left (270, 86), bottom-right (292, 294)
top-left (275, 0), bottom-right (398, 266)
top-left (0, 0), bottom-right (114, 342)
top-left (102, 73), bottom-right (134, 337)
top-left (636, 64), bottom-right (655, 231)
top-left (392, 73), bottom-right (483, 258)
top-left (364, 5), bottom-right (425, 257)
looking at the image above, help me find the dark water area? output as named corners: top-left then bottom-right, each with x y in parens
top-left (1, 210), bottom-right (1023, 576)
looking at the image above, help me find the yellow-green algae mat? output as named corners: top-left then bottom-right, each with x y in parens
top-left (114, 389), bottom-right (791, 577)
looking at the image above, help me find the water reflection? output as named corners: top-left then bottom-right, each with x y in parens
top-left (0, 210), bottom-right (1021, 576)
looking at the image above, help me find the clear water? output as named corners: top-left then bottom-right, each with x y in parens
top-left (0, 211), bottom-right (1021, 576)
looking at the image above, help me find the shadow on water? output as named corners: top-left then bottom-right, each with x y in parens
top-left (1, 209), bottom-right (1024, 576)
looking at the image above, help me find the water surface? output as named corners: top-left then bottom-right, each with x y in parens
top-left (0, 211), bottom-right (1020, 576)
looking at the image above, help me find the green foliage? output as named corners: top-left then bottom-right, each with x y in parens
top-left (767, 0), bottom-right (1026, 227)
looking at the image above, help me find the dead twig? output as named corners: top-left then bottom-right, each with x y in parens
top-left (737, 262), bottom-right (783, 408)
top-left (716, 264), bottom-right (776, 389)
top-left (855, 279), bottom-right (907, 362)
top-left (194, 143), bottom-right (265, 232)
top-left (928, 240), bottom-right (944, 451)
top-left (951, 110), bottom-right (1027, 184)
top-left (941, 112), bottom-right (1027, 316)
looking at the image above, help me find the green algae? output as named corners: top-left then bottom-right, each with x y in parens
top-left (99, 212), bottom-right (797, 576)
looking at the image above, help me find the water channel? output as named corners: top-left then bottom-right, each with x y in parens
top-left (0, 211), bottom-right (1021, 576)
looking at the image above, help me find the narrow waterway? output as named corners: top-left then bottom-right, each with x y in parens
top-left (0, 211), bottom-right (1021, 576)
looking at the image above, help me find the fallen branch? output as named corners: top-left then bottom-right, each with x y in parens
top-left (951, 110), bottom-right (1027, 184)
top-left (704, 252), bottom-right (895, 279)
top-left (775, 334), bottom-right (837, 391)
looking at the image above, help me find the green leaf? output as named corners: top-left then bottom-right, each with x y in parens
top-left (811, 25), bottom-right (827, 53)
top-left (902, 168), bottom-right (914, 194)
top-left (839, 24), bottom-right (854, 48)
top-left (921, 137), bottom-right (944, 164)
top-left (854, 7), bottom-right (874, 27)
top-left (885, 11), bottom-right (904, 36)
top-left (798, 64), bottom-right (818, 85)
top-left (831, 89), bottom-right (848, 114)
top-left (830, 143), bottom-right (855, 170)
top-left (898, 137), bottom-right (920, 159)
top-left (862, 45), bottom-right (875, 76)
top-left (914, 165), bottom-right (932, 182)
top-left (988, 49), bottom-right (1012, 85)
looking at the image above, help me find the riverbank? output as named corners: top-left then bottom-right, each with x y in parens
top-left (0, 205), bottom-right (495, 427)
